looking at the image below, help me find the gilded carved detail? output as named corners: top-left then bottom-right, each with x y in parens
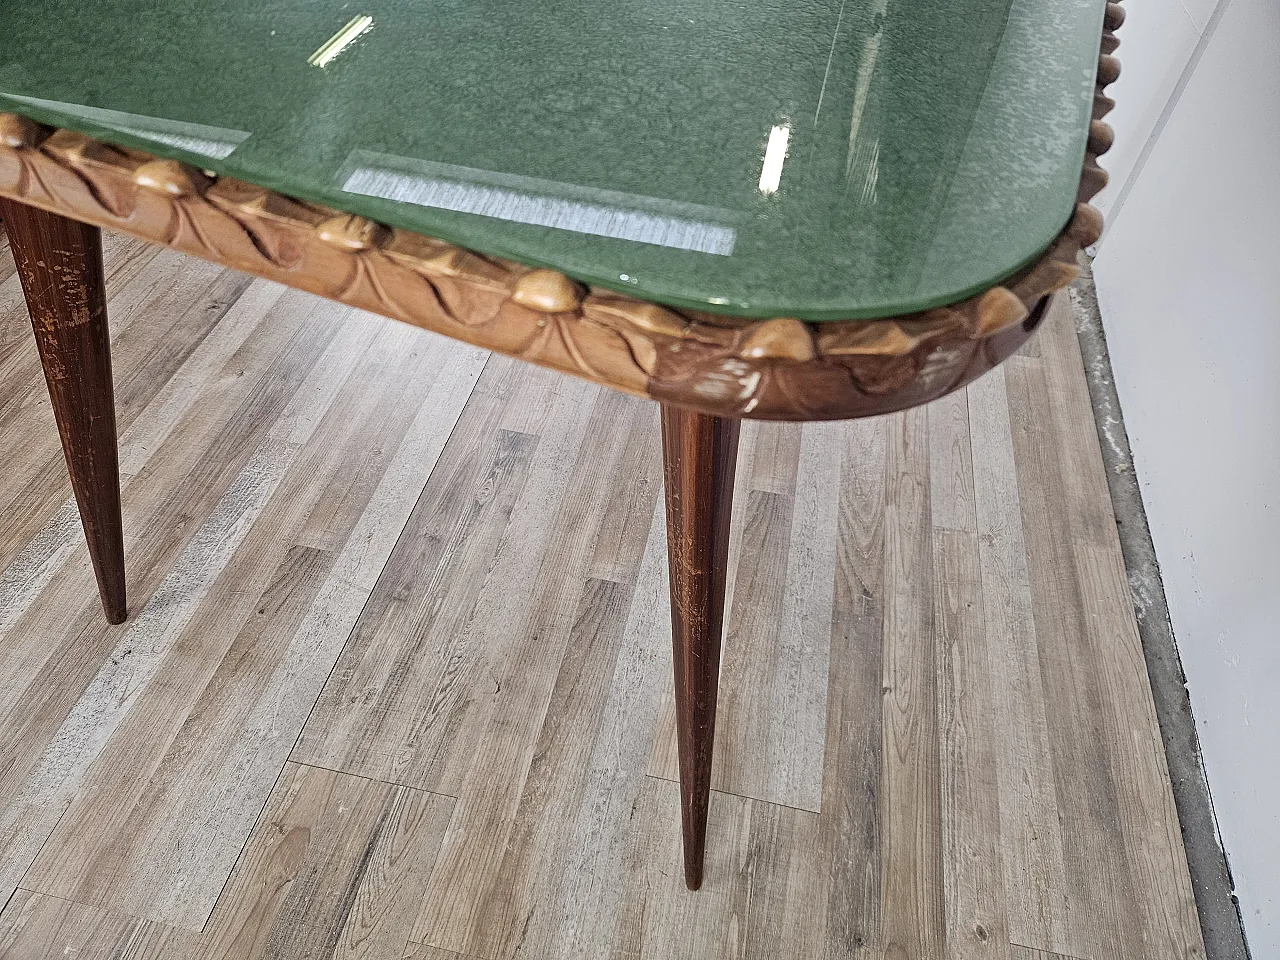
top-left (511, 270), bottom-right (585, 314)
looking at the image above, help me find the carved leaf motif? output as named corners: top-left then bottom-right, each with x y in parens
top-left (511, 270), bottom-right (584, 313)
top-left (737, 318), bottom-right (817, 362)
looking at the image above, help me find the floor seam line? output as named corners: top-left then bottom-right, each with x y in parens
top-left (642, 772), bottom-right (822, 816)
top-left (289, 759), bottom-right (460, 800)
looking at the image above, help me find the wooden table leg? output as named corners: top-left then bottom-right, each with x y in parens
top-left (660, 404), bottom-right (740, 890)
top-left (1, 199), bottom-right (126, 624)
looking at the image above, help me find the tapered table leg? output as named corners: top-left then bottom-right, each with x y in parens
top-left (660, 404), bottom-right (740, 890)
top-left (1, 199), bottom-right (126, 624)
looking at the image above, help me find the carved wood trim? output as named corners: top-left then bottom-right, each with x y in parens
top-left (0, 11), bottom-right (1120, 421)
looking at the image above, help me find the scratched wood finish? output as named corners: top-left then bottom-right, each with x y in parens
top-left (647, 419), bottom-right (843, 814)
top-left (0, 232), bottom-right (1204, 960)
top-left (659, 405), bottom-right (741, 889)
top-left (0, 199), bottom-right (126, 623)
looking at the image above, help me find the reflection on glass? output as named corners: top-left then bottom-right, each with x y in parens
top-left (758, 124), bottom-right (791, 195)
top-left (848, 137), bottom-right (879, 205)
top-left (0, 94), bottom-right (250, 160)
top-left (308, 15), bottom-right (374, 68)
top-left (341, 151), bottom-right (738, 255)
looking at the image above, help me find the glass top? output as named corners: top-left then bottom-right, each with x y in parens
top-left (0, 0), bottom-right (1105, 320)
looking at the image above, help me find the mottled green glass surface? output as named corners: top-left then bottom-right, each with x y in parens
top-left (0, 0), bottom-right (1105, 320)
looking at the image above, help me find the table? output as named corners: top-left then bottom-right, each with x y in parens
top-left (0, 0), bottom-right (1120, 890)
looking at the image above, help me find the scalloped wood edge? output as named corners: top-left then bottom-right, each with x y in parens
top-left (0, 12), bottom-right (1119, 421)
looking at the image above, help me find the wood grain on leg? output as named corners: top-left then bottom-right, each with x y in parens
top-left (660, 404), bottom-right (740, 890)
top-left (1, 199), bottom-right (125, 623)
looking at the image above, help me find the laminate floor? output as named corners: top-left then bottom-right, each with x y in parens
top-left (0, 230), bottom-right (1205, 960)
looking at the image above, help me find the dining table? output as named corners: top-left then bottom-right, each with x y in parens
top-left (0, 0), bottom-right (1122, 890)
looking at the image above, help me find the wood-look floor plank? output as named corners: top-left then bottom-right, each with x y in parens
top-left (587, 403), bottom-right (664, 585)
top-left (1073, 544), bottom-right (1206, 960)
top-left (1009, 946), bottom-right (1083, 960)
top-left (408, 403), bottom-right (663, 960)
top-left (0, 288), bottom-right (353, 906)
top-left (529, 499), bottom-right (675, 960)
top-left (740, 419), bottom-right (804, 495)
top-left (967, 365), bottom-right (1073, 954)
top-left (4, 305), bottom-right (484, 924)
top-left (929, 389), bottom-right (1011, 960)
top-left (879, 404), bottom-right (945, 960)
top-left (605, 779), bottom-right (824, 960)
top-left (19, 541), bottom-right (336, 920)
top-left (410, 384), bottom-right (642, 799)
top-left (402, 413), bottom-right (661, 960)
top-left (6, 243), bottom-right (245, 487)
top-left (754, 422), bottom-right (841, 809)
top-left (200, 764), bottom-right (454, 960)
top-left (288, 368), bottom-right (545, 781)
top-left (1036, 298), bottom-right (1128, 552)
top-left (411, 420), bottom-right (669, 959)
top-left (0, 765), bottom-right (455, 960)
top-left (293, 362), bottom-right (614, 791)
top-left (119, 334), bottom-right (482, 929)
top-left (815, 414), bottom-right (887, 959)
top-left (415, 576), bottom-right (638, 960)
top-left (1005, 352), bottom-right (1144, 960)
top-left (1036, 303), bottom-right (1203, 959)
top-left (0, 498), bottom-right (84, 637)
top-left (0, 890), bottom-right (161, 960)
top-left (0, 288), bottom-right (342, 648)
top-left (12, 312), bottom-right (407, 916)
top-left (0, 226), bottom-right (15, 288)
top-left (1013, 325), bottom-right (1043, 360)
top-left (117, 278), bottom-right (289, 477)
top-left (0, 247), bottom-right (1206, 960)
top-left (933, 529), bottom-right (1010, 960)
top-left (4, 245), bottom-right (258, 634)
top-left (405, 945), bottom-right (486, 960)
top-left (928, 390), bottom-right (977, 536)
top-left (416, 381), bottom-right (604, 760)
top-left (110, 265), bottom-right (256, 434)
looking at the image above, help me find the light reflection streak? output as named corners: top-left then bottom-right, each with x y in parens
top-left (308, 15), bottom-right (374, 68)
top-left (758, 124), bottom-right (791, 195)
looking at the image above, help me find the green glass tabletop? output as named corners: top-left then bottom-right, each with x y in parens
top-left (0, 0), bottom-right (1105, 320)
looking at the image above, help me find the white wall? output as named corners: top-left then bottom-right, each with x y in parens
top-left (1091, 0), bottom-right (1220, 221)
top-left (1092, 0), bottom-right (1279, 952)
